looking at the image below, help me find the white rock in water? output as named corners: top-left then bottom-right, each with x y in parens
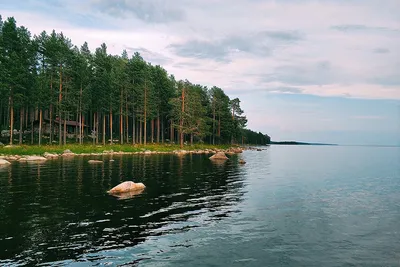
top-left (107, 181), bottom-right (146, 194)
top-left (23, 156), bottom-right (47, 162)
top-left (0, 159), bottom-right (11, 165)
top-left (88, 160), bottom-right (103, 164)
top-left (209, 152), bottom-right (228, 160)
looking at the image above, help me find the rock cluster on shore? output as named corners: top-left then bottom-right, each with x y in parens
top-left (0, 146), bottom-right (255, 162)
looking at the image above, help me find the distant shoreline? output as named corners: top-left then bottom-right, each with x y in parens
top-left (270, 141), bottom-right (338, 146)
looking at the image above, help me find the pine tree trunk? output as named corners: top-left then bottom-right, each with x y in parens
top-left (92, 112), bottom-right (96, 145)
top-left (161, 117), bottom-right (164, 143)
top-left (157, 114), bottom-right (160, 143)
top-left (190, 133), bottom-right (193, 146)
top-left (132, 109), bottom-right (135, 145)
top-left (139, 119), bottom-right (142, 145)
top-left (82, 116), bottom-right (85, 144)
top-left (96, 111), bottom-right (99, 144)
top-left (125, 92), bottom-right (129, 144)
top-left (110, 109), bottom-right (113, 145)
top-left (58, 65), bottom-right (63, 146)
top-left (19, 108), bottom-right (23, 145)
top-left (79, 82), bottom-right (82, 144)
top-left (75, 108), bottom-right (79, 143)
top-left (63, 114), bottom-right (67, 145)
top-left (9, 90), bottom-right (13, 146)
top-left (144, 81), bottom-right (147, 145)
top-left (50, 74), bottom-right (53, 144)
top-left (170, 120), bottom-right (174, 143)
top-left (25, 106), bottom-right (28, 129)
top-left (79, 111), bottom-right (82, 144)
top-left (31, 110), bottom-right (34, 145)
top-left (212, 99), bottom-right (216, 145)
top-left (180, 88), bottom-right (185, 149)
top-left (39, 109), bottom-right (42, 146)
top-left (103, 113), bottom-right (106, 145)
top-left (136, 116), bottom-right (139, 144)
top-left (120, 102), bottom-right (123, 145)
top-left (151, 119), bottom-right (154, 143)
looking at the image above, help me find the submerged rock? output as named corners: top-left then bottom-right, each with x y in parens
top-left (239, 159), bottom-right (246, 164)
top-left (209, 152), bottom-right (228, 160)
top-left (0, 159), bottom-right (11, 165)
top-left (88, 160), bottom-right (103, 164)
top-left (107, 181), bottom-right (146, 194)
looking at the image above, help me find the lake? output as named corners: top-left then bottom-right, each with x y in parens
top-left (0, 145), bottom-right (399, 266)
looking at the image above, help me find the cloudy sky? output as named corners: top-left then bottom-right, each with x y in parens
top-left (1, 0), bottom-right (399, 145)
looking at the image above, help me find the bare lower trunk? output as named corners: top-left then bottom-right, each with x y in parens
top-left (120, 108), bottom-right (123, 145)
top-left (157, 114), bottom-right (160, 143)
top-left (96, 111), bottom-right (99, 144)
top-left (39, 109), bottom-right (42, 146)
top-left (132, 111), bottom-right (135, 145)
top-left (9, 92), bottom-right (13, 145)
top-left (79, 111), bottom-right (82, 144)
top-left (139, 119), bottom-right (142, 145)
top-left (161, 117), bottom-right (164, 143)
top-left (144, 81), bottom-right (147, 145)
top-left (59, 65), bottom-right (63, 146)
top-left (19, 108), bottom-right (23, 145)
top-left (63, 115), bottom-right (67, 145)
top-left (170, 120), bottom-right (174, 143)
top-left (75, 109), bottom-right (79, 143)
top-left (190, 134), bottom-right (193, 146)
top-left (93, 112), bottom-right (96, 145)
top-left (151, 119), bottom-right (154, 143)
top-left (31, 112), bottom-right (34, 145)
top-left (50, 74), bottom-right (53, 143)
top-left (103, 113), bottom-right (106, 145)
top-left (180, 88), bottom-right (185, 149)
top-left (110, 109), bottom-right (113, 145)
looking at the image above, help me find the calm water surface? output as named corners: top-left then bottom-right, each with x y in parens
top-left (0, 146), bottom-right (399, 266)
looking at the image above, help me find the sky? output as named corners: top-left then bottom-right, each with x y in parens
top-left (1, 0), bottom-right (399, 145)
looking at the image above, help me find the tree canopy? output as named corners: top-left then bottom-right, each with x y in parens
top-left (0, 16), bottom-right (270, 146)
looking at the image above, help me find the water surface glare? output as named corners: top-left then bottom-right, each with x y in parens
top-left (0, 146), bottom-right (399, 266)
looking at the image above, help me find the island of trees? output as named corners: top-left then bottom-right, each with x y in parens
top-left (0, 16), bottom-right (271, 148)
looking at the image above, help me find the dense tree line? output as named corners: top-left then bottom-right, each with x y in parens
top-left (0, 16), bottom-right (270, 147)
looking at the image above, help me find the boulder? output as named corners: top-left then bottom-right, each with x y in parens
top-left (21, 156), bottom-right (47, 162)
top-left (257, 149), bottom-right (262, 151)
top-left (0, 159), bottom-right (11, 165)
top-left (88, 160), bottom-right (103, 164)
top-left (62, 149), bottom-right (75, 157)
top-left (44, 152), bottom-right (59, 159)
top-left (111, 189), bottom-right (145, 200)
top-left (174, 150), bottom-right (188, 155)
top-left (209, 152), bottom-right (228, 160)
top-left (239, 159), bottom-right (246, 164)
top-left (107, 181), bottom-right (146, 194)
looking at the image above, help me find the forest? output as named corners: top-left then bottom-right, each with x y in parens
top-left (0, 16), bottom-right (271, 148)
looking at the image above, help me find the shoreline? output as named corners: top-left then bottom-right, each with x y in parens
top-left (0, 144), bottom-right (264, 162)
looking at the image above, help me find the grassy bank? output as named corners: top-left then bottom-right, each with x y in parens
top-left (0, 144), bottom-right (237, 156)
